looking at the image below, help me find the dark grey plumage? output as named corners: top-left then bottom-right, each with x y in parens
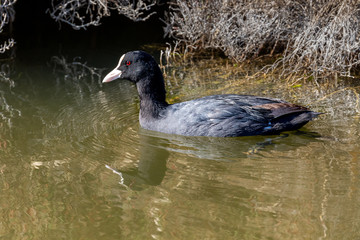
top-left (103, 51), bottom-right (321, 137)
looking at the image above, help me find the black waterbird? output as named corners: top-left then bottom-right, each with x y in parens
top-left (103, 51), bottom-right (321, 137)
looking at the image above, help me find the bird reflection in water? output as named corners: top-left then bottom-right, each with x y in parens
top-left (106, 133), bottom-right (169, 190)
top-left (106, 130), bottom-right (322, 190)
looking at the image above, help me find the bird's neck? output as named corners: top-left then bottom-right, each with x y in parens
top-left (136, 75), bottom-right (168, 119)
top-left (139, 99), bottom-right (168, 120)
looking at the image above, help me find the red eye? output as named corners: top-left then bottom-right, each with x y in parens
top-left (126, 61), bottom-right (131, 66)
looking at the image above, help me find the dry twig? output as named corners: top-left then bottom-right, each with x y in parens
top-left (0, 0), bottom-right (17, 53)
top-left (48, 0), bottom-right (157, 30)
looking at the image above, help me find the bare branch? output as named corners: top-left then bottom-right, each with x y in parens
top-left (0, 38), bottom-right (15, 53)
top-left (48, 0), bottom-right (157, 30)
top-left (271, 1), bottom-right (360, 79)
top-left (0, 0), bottom-right (17, 33)
top-left (0, 0), bottom-right (17, 53)
top-left (164, 0), bottom-right (360, 78)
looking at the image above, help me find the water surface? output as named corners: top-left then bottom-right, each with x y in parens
top-left (0, 44), bottom-right (360, 240)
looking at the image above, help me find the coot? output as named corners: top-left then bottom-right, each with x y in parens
top-left (103, 51), bottom-right (320, 137)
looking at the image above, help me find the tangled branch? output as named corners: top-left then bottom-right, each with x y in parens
top-left (48, 0), bottom-right (157, 30)
top-left (164, 0), bottom-right (360, 78)
top-left (164, 0), bottom-right (296, 59)
top-left (0, 0), bottom-right (16, 33)
top-left (271, 1), bottom-right (360, 78)
top-left (0, 0), bottom-right (17, 54)
top-left (0, 38), bottom-right (15, 53)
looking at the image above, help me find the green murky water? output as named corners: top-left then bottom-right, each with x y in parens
top-left (1, 45), bottom-right (360, 240)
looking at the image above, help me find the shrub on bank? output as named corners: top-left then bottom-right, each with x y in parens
top-left (1, 0), bottom-right (360, 79)
top-left (164, 0), bottom-right (360, 79)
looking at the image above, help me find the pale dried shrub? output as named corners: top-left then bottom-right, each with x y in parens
top-left (164, 0), bottom-right (360, 78)
top-left (164, 0), bottom-right (298, 59)
top-left (272, 1), bottom-right (360, 78)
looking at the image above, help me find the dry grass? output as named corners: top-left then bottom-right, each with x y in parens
top-left (164, 0), bottom-right (360, 80)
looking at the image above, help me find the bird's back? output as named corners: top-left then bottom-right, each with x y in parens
top-left (139, 94), bottom-right (319, 137)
